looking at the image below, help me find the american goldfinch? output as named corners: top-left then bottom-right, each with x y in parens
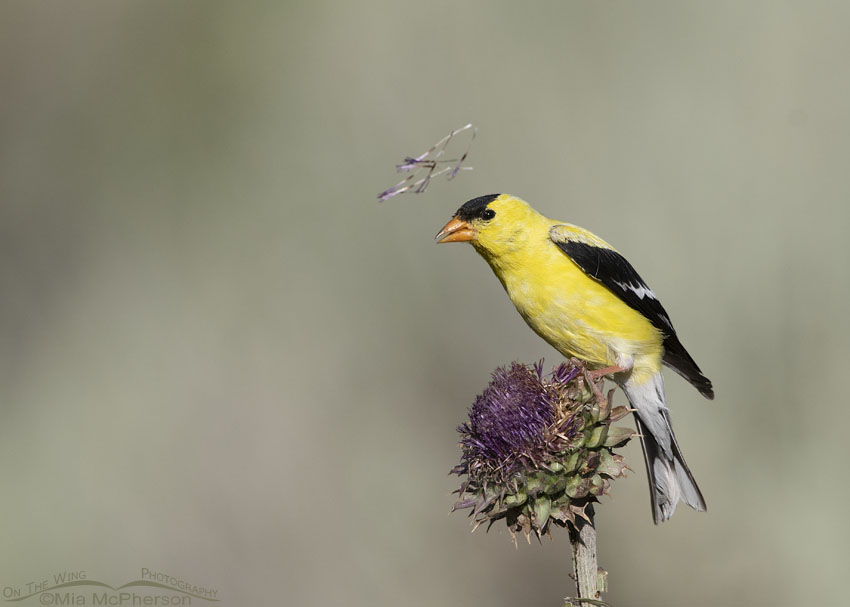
top-left (436, 193), bottom-right (713, 523)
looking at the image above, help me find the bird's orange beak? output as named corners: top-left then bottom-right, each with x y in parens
top-left (435, 216), bottom-right (475, 243)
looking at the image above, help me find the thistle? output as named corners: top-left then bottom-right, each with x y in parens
top-left (450, 359), bottom-right (635, 604)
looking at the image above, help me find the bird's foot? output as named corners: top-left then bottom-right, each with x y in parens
top-left (586, 365), bottom-right (628, 381)
top-left (581, 366), bottom-right (620, 402)
top-left (582, 365), bottom-right (628, 401)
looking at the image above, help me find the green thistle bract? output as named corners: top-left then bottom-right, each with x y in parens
top-left (451, 360), bottom-right (634, 542)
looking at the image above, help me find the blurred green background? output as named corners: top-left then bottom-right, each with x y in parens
top-left (2, 2), bottom-right (849, 606)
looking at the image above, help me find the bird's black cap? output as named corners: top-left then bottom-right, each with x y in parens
top-left (456, 194), bottom-right (500, 221)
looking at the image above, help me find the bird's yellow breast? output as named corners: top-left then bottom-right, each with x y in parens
top-left (473, 206), bottom-right (663, 379)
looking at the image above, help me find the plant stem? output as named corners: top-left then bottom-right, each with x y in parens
top-left (569, 504), bottom-right (600, 607)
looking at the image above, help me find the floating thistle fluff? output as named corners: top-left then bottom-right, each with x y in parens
top-left (377, 123), bottom-right (476, 201)
top-left (451, 359), bottom-right (635, 542)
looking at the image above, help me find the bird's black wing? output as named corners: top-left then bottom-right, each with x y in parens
top-left (549, 227), bottom-right (674, 334)
top-left (549, 226), bottom-right (714, 399)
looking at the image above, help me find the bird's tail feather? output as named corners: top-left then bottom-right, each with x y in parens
top-left (662, 334), bottom-right (714, 400)
top-left (620, 373), bottom-right (706, 524)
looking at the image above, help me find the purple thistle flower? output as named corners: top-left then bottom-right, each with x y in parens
top-left (458, 363), bottom-right (555, 467)
top-left (552, 362), bottom-right (581, 384)
top-left (450, 359), bottom-right (635, 542)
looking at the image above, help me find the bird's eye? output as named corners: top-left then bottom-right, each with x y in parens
top-left (481, 209), bottom-right (496, 220)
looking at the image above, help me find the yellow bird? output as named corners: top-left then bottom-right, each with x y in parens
top-left (436, 193), bottom-right (713, 523)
